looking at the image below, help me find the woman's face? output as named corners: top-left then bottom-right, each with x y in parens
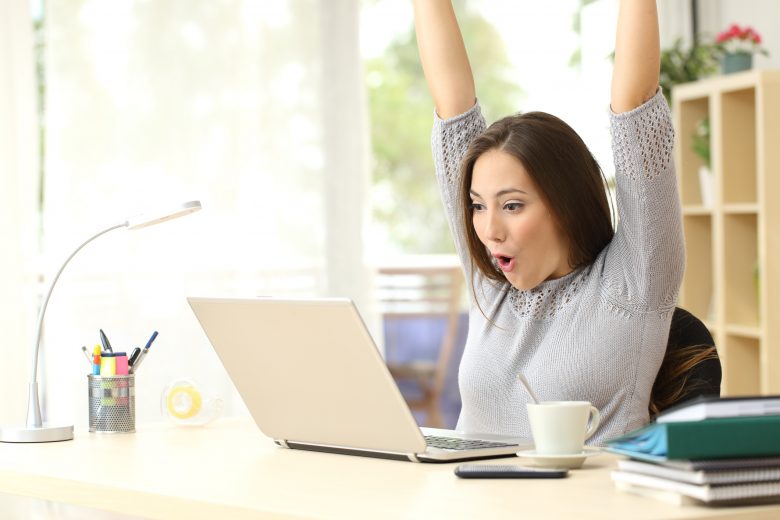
top-left (470, 148), bottom-right (572, 291)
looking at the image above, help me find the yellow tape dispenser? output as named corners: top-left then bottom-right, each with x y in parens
top-left (161, 379), bottom-right (223, 426)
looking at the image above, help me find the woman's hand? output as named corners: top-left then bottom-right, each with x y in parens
top-left (611, 0), bottom-right (661, 113)
top-left (413, 0), bottom-right (476, 119)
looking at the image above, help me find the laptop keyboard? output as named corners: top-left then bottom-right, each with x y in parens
top-left (424, 435), bottom-right (517, 451)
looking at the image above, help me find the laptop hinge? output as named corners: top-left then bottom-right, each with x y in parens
top-left (284, 440), bottom-right (418, 462)
top-left (274, 439), bottom-right (289, 448)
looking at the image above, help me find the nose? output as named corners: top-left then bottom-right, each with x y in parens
top-left (481, 208), bottom-right (505, 244)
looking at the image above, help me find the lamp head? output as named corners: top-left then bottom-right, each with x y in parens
top-left (125, 200), bottom-right (202, 230)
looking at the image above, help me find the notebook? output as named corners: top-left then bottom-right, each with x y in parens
top-left (605, 416), bottom-right (780, 461)
top-left (616, 459), bottom-right (780, 485)
top-left (187, 296), bottom-right (531, 462)
top-left (656, 395), bottom-right (780, 423)
top-left (611, 470), bottom-right (780, 506)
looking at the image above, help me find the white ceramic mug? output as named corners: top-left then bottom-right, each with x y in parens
top-left (526, 401), bottom-right (601, 455)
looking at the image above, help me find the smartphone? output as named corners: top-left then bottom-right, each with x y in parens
top-left (454, 464), bottom-right (568, 479)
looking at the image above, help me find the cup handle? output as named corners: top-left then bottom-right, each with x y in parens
top-left (583, 405), bottom-right (601, 440)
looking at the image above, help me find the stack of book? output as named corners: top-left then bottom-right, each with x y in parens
top-left (606, 395), bottom-right (780, 505)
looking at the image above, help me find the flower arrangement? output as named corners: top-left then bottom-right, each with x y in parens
top-left (715, 24), bottom-right (769, 57)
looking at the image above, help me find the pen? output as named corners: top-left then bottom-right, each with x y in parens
top-left (99, 329), bottom-right (114, 353)
top-left (143, 330), bottom-right (159, 351)
top-left (130, 331), bottom-right (159, 373)
top-left (81, 345), bottom-right (92, 365)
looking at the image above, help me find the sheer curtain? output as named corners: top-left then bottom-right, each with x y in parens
top-left (0, 0), bottom-right (40, 424)
top-left (35, 0), bottom-right (372, 426)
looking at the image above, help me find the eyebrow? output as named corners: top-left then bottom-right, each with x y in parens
top-left (469, 188), bottom-right (528, 198)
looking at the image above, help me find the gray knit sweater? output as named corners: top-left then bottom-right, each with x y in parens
top-left (431, 90), bottom-right (684, 444)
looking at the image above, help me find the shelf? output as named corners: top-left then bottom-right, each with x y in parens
top-left (674, 70), bottom-right (780, 395)
top-left (723, 203), bottom-right (759, 214)
top-left (682, 205), bottom-right (713, 216)
top-left (724, 324), bottom-right (762, 339)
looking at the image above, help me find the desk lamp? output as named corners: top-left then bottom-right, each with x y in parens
top-left (0, 200), bottom-right (201, 443)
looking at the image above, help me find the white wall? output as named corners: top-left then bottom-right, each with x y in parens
top-left (0, 0), bottom-right (39, 425)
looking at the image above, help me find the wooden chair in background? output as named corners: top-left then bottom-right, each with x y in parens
top-left (377, 257), bottom-right (465, 428)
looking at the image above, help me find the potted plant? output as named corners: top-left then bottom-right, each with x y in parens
top-left (714, 24), bottom-right (769, 74)
top-left (659, 38), bottom-right (720, 105)
top-left (691, 117), bottom-right (713, 206)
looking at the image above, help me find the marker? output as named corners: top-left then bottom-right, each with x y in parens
top-left (129, 347), bottom-right (141, 366)
top-left (115, 352), bottom-right (129, 375)
top-left (92, 345), bottom-right (102, 375)
top-left (99, 329), bottom-right (113, 353)
top-left (131, 349), bottom-right (149, 372)
top-left (80, 345), bottom-right (92, 365)
top-left (100, 352), bottom-right (117, 376)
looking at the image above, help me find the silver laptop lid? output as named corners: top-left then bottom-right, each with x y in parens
top-left (187, 297), bottom-right (427, 455)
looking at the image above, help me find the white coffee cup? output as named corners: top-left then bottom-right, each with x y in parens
top-left (526, 401), bottom-right (601, 455)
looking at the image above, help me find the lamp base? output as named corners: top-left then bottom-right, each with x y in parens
top-left (0, 424), bottom-right (74, 443)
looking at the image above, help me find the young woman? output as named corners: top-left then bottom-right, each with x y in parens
top-left (414, 0), bottom-right (684, 444)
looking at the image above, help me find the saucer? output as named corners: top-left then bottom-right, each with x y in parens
top-left (515, 447), bottom-right (601, 469)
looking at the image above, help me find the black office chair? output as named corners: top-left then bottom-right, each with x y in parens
top-left (649, 307), bottom-right (722, 418)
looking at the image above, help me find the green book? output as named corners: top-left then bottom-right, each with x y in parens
top-left (605, 416), bottom-right (780, 461)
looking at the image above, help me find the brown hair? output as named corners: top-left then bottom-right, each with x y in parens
top-left (649, 308), bottom-right (721, 417)
top-left (648, 344), bottom-right (719, 417)
top-left (459, 111), bottom-right (614, 292)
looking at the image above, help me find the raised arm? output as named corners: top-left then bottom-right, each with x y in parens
top-left (413, 0), bottom-right (476, 118)
top-left (611, 0), bottom-right (660, 113)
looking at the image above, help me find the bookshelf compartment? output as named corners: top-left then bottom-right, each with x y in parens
top-left (720, 89), bottom-right (757, 205)
top-left (680, 215), bottom-right (715, 321)
top-left (722, 335), bottom-right (760, 396)
top-left (681, 215), bottom-right (713, 321)
top-left (723, 214), bottom-right (759, 328)
top-left (677, 97), bottom-right (710, 206)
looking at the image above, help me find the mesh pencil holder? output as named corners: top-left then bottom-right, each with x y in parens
top-left (88, 374), bottom-right (136, 433)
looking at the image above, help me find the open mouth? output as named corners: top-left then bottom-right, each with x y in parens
top-left (495, 255), bottom-right (515, 273)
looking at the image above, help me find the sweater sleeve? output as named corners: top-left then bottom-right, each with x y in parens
top-left (603, 89), bottom-right (685, 311)
top-left (431, 102), bottom-right (487, 278)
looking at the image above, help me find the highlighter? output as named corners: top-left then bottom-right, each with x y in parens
top-left (115, 352), bottom-right (129, 376)
top-left (92, 344), bottom-right (102, 376)
top-left (100, 352), bottom-right (117, 376)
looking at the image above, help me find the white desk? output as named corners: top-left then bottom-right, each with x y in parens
top-left (1, 418), bottom-right (779, 519)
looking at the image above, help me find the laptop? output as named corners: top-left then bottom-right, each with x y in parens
top-left (187, 296), bottom-right (530, 462)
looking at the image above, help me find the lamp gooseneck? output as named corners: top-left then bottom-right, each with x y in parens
top-left (25, 222), bottom-right (127, 429)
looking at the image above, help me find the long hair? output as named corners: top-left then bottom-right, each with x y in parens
top-left (459, 111), bottom-right (614, 295)
top-left (648, 345), bottom-right (719, 416)
top-left (649, 309), bottom-right (721, 417)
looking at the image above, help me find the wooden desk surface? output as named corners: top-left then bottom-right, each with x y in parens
top-left (1, 418), bottom-right (779, 520)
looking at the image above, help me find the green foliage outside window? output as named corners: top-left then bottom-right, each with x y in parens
top-left (365, 9), bottom-right (521, 254)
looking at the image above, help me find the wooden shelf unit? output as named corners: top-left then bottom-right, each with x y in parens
top-left (673, 69), bottom-right (780, 395)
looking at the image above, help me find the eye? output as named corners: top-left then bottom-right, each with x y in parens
top-left (470, 202), bottom-right (486, 212)
top-left (503, 201), bottom-right (524, 212)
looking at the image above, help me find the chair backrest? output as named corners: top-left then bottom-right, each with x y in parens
top-left (377, 260), bottom-right (465, 392)
top-left (651, 307), bottom-right (722, 416)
